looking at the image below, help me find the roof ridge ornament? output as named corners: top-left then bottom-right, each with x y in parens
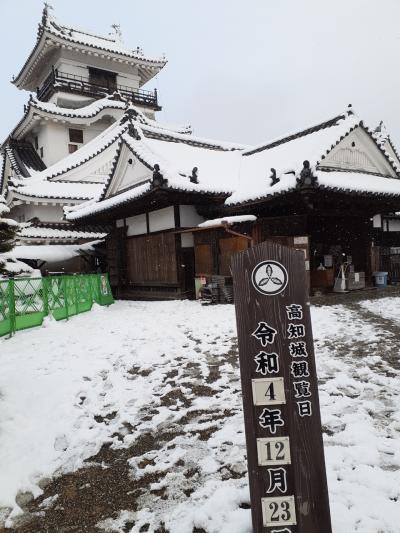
top-left (128, 123), bottom-right (141, 141)
top-left (42, 1), bottom-right (53, 23)
top-left (110, 23), bottom-right (123, 43)
top-left (121, 107), bottom-right (139, 124)
top-left (190, 167), bottom-right (199, 184)
top-left (269, 168), bottom-right (280, 186)
top-left (37, 1), bottom-right (53, 37)
top-left (152, 164), bottom-right (168, 188)
top-left (297, 160), bottom-right (318, 188)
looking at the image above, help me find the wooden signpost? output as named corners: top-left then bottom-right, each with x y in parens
top-left (231, 241), bottom-right (332, 533)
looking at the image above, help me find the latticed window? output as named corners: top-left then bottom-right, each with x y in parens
top-left (88, 67), bottom-right (117, 90)
top-left (68, 144), bottom-right (79, 154)
top-left (69, 129), bottom-right (83, 144)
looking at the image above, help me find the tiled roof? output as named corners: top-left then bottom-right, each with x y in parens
top-left (8, 95), bottom-right (192, 143)
top-left (10, 181), bottom-right (103, 202)
top-left (13, 7), bottom-right (166, 88)
top-left (18, 221), bottom-right (107, 241)
top-left (66, 107), bottom-right (400, 219)
top-left (6, 139), bottom-right (46, 178)
top-left (44, 14), bottom-right (166, 65)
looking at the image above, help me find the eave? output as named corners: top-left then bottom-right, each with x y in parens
top-left (222, 185), bottom-right (400, 218)
top-left (70, 186), bottom-right (228, 224)
top-left (8, 99), bottom-right (125, 142)
top-left (13, 29), bottom-right (166, 91)
top-left (8, 189), bottom-right (89, 206)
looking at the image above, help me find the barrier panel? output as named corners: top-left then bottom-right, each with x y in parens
top-left (0, 273), bottom-right (113, 338)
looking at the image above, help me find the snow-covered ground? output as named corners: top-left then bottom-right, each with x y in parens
top-left (0, 299), bottom-right (400, 532)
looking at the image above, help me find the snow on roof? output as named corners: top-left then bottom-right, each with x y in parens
top-left (140, 121), bottom-right (247, 150)
top-left (60, 107), bottom-right (400, 220)
top-left (30, 94), bottom-right (127, 119)
top-left (10, 181), bottom-right (102, 201)
top-left (45, 14), bottom-right (166, 65)
top-left (66, 182), bottom-right (152, 220)
top-left (226, 111), bottom-right (361, 205)
top-left (198, 215), bottom-right (257, 228)
top-left (138, 114), bottom-right (192, 136)
top-left (8, 97), bottom-right (192, 144)
top-left (18, 223), bottom-right (106, 241)
top-left (0, 193), bottom-right (9, 216)
top-left (128, 133), bottom-right (243, 194)
top-left (12, 242), bottom-right (98, 263)
top-left (32, 120), bottom-right (126, 182)
top-left (317, 170), bottom-right (400, 196)
top-left (118, 104), bottom-right (192, 136)
top-left (6, 107), bottom-right (209, 207)
top-left (0, 255), bottom-right (33, 275)
top-left (225, 168), bottom-right (400, 207)
top-left (4, 140), bottom-right (46, 178)
top-left (13, 8), bottom-right (166, 89)
top-left (66, 128), bottom-right (244, 220)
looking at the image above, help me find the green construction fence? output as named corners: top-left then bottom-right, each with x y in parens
top-left (0, 273), bottom-right (114, 338)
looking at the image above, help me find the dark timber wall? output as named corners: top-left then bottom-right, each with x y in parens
top-left (126, 232), bottom-right (178, 283)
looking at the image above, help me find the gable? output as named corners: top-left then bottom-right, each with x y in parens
top-left (105, 143), bottom-right (152, 198)
top-left (51, 142), bottom-right (118, 184)
top-left (321, 128), bottom-right (398, 177)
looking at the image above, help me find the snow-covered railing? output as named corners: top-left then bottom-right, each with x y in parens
top-left (37, 69), bottom-right (160, 109)
top-left (0, 273), bottom-right (113, 338)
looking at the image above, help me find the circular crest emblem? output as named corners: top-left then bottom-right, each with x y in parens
top-left (252, 260), bottom-right (288, 296)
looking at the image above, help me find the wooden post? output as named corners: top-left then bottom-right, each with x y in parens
top-left (231, 241), bottom-right (332, 533)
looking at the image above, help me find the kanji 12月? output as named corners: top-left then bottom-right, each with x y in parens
top-left (257, 436), bottom-right (291, 466)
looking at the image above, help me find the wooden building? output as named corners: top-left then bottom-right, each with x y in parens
top-left (66, 105), bottom-right (400, 298)
top-left (4, 7), bottom-right (400, 292)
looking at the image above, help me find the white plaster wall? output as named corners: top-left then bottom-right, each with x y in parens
top-left (57, 60), bottom-right (88, 77)
top-left (372, 214), bottom-right (382, 228)
top-left (117, 73), bottom-right (141, 91)
top-left (126, 214), bottom-right (147, 236)
top-left (54, 54), bottom-right (141, 90)
top-left (388, 219), bottom-right (400, 231)
top-left (36, 122), bottom-right (68, 167)
top-left (179, 205), bottom-right (205, 227)
top-left (149, 206), bottom-right (175, 232)
top-left (51, 92), bottom-right (94, 109)
top-left (181, 232), bottom-right (194, 247)
top-left (84, 123), bottom-right (109, 144)
top-left (30, 120), bottom-right (114, 167)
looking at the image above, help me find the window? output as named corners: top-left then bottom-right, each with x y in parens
top-left (40, 147), bottom-right (44, 158)
top-left (88, 67), bottom-right (117, 90)
top-left (68, 144), bottom-right (79, 154)
top-left (69, 129), bottom-right (83, 144)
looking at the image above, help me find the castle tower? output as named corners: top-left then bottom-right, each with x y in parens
top-left (13, 4), bottom-right (166, 114)
top-left (0, 6), bottom-right (168, 261)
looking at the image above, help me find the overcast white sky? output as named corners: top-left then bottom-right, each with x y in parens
top-left (1, 0), bottom-right (399, 147)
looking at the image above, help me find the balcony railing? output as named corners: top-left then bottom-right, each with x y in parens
top-left (36, 68), bottom-right (160, 110)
